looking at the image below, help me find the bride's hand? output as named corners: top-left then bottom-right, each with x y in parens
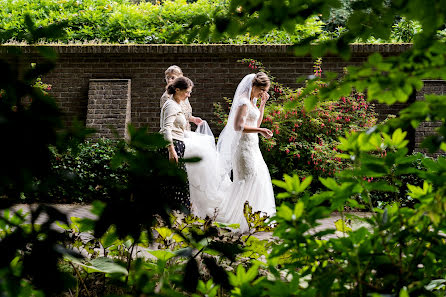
top-left (260, 92), bottom-right (270, 106)
top-left (260, 128), bottom-right (273, 139)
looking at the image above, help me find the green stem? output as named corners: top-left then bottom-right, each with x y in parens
top-left (125, 241), bottom-right (136, 284)
top-left (70, 262), bottom-right (92, 297)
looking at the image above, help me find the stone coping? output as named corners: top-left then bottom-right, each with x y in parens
top-left (0, 43), bottom-right (413, 55)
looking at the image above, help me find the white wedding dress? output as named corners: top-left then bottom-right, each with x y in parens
top-left (215, 98), bottom-right (276, 231)
top-left (183, 74), bottom-right (276, 232)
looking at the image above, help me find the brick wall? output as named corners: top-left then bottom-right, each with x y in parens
top-left (86, 79), bottom-right (131, 140)
top-left (414, 80), bottom-right (445, 157)
top-left (1, 43), bottom-right (441, 152)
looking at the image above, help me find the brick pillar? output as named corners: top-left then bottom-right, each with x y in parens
top-left (86, 79), bottom-right (131, 140)
top-left (406, 91), bottom-right (416, 154)
top-left (415, 80), bottom-right (445, 157)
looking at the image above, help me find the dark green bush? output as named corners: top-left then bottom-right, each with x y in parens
top-left (369, 152), bottom-right (425, 208)
top-left (30, 139), bottom-right (128, 203)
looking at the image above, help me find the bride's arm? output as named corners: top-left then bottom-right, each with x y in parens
top-left (257, 92), bottom-right (269, 127)
top-left (257, 104), bottom-right (265, 127)
top-left (234, 104), bottom-right (247, 131)
top-left (242, 125), bottom-right (264, 133)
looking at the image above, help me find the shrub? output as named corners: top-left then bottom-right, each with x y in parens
top-left (0, 0), bottom-right (325, 45)
top-left (268, 143), bottom-right (446, 297)
top-left (0, 0), bottom-right (430, 45)
top-left (29, 139), bottom-right (128, 203)
top-left (214, 59), bottom-right (378, 194)
top-left (390, 17), bottom-right (422, 42)
top-left (369, 152), bottom-right (426, 208)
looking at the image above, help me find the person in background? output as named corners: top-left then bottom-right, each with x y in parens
top-left (160, 65), bottom-right (203, 130)
top-left (159, 76), bottom-right (195, 210)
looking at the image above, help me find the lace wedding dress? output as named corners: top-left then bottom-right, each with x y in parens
top-left (215, 97), bottom-right (276, 231)
top-left (183, 74), bottom-right (276, 232)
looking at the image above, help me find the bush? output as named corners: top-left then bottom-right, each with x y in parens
top-left (390, 17), bottom-right (422, 42)
top-left (369, 152), bottom-right (426, 208)
top-left (0, 0), bottom-right (325, 45)
top-left (268, 146), bottom-right (446, 297)
top-left (214, 59), bottom-right (378, 195)
top-left (29, 139), bottom-right (128, 203)
top-left (0, 0), bottom-right (431, 45)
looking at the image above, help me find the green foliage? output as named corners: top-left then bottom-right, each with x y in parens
top-left (30, 139), bottom-right (129, 203)
top-left (52, 204), bottom-right (273, 296)
top-left (0, 16), bottom-right (191, 297)
top-left (322, 0), bottom-right (354, 32)
top-left (243, 201), bottom-right (274, 232)
top-left (368, 152), bottom-right (425, 208)
top-left (0, 17), bottom-right (95, 297)
top-left (2, 1), bottom-right (446, 296)
top-left (207, 0), bottom-right (446, 58)
top-left (0, 0), bottom-right (326, 45)
top-left (256, 129), bottom-right (446, 296)
top-left (0, 0), bottom-right (433, 45)
top-left (390, 17), bottom-right (422, 43)
top-left (323, 2), bottom-right (423, 43)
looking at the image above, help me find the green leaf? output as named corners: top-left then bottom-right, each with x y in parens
top-left (293, 201), bottom-right (304, 220)
top-left (277, 192), bottom-right (291, 199)
top-left (425, 279), bottom-right (446, 291)
top-left (91, 200), bottom-right (106, 216)
top-left (87, 257), bottom-right (128, 275)
top-left (101, 227), bottom-right (119, 249)
top-left (368, 53), bottom-right (383, 65)
top-left (276, 204), bottom-right (293, 221)
top-left (334, 219), bottom-right (352, 233)
top-left (407, 181), bottom-right (432, 198)
top-left (272, 180), bottom-right (288, 190)
top-left (304, 96), bottom-right (318, 112)
top-left (399, 287), bottom-right (409, 297)
top-left (155, 227), bottom-right (173, 239)
top-left (77, 218), bottom-right (95, 233)
top-left (245, 264), bottom-right (260, 283)
top-left (299, 176), bottom-right (312, 192)
top-left (147, 249), bottom-right (176, 261)
top-left (319, 177), bottom-right (339, 190)
top-left (66, 256), bottom-right (128, 275)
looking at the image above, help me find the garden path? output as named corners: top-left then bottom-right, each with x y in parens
top-left (7, 204), bottom-right (372, 259)
top-left (9, 204), bottom-right (371, 234)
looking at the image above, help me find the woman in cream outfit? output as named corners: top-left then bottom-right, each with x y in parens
top-left (159, 76), bottom-right (195, 210)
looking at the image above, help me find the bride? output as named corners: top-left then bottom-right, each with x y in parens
top-left (184, 73), bottom-right (276, 232)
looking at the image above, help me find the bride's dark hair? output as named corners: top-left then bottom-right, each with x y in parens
top-left (252, 72), bottom-right (270, 87)
top-left (167, 76), bottom-right (194, 95)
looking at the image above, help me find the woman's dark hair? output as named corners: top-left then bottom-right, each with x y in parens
top-left (252, 72), bottom-right (270, 87)
top-left (167, 76), bottom-right (194, 95)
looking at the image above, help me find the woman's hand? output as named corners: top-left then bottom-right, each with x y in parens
top-left (168, 145), bottom-right (178, 163)
top-left (260, 128), bottom-right (273, 139)
top-left (190, 116), bottom-right (203, 126)
top-left (260, 92), bottom-right (270, 106)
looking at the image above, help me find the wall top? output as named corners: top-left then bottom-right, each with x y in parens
top-left (0, 43), bottom-right (413, 55)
